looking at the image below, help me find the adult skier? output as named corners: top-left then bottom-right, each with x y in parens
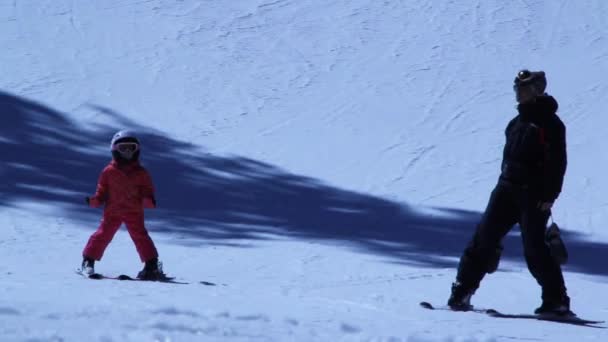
top-left (447, 70), bottom-right (572, 315)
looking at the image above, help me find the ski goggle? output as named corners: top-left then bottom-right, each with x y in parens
top-left (112, 142), bottom-right (139, 153)
top-left (513, 70), bottom-right (546, 94)
top-left (513, 70), bottom-right (534, 90)
top-left (517, 70), bottom-right (532, 81)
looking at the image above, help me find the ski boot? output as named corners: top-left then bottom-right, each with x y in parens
top-left (81, 257), bottom-right (95, 276)
top-left (137, 258), bottom-right (167, 280)
top-left (535, 295), bottom-right (574, 316)
top-left (447, 281), bottom-right (475, 311)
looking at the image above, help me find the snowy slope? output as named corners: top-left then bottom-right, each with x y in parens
top-left (1, 0), bottom-right (608, 341)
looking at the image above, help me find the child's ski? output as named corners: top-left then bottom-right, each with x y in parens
top-left (75, 269), bottom-right (188, 284)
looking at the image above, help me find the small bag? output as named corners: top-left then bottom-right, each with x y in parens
top-left (545, 222), bottom-right (568, 265)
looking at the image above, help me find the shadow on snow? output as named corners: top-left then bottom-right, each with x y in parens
top-left (0, 90), bottom-right (605, 276)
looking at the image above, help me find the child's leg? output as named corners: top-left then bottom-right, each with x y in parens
top-left (82, 215), bottom-right (123, 260)
top-left (124, 213), bottom-right (158, 262)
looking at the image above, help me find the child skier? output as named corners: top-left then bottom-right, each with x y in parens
top-left (80, 130), bottom-right (165, 280)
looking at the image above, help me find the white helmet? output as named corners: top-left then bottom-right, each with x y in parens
top-left (110, 130), bottom-right (140, 161)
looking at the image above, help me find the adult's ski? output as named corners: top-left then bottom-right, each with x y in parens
top-left (420, 301), bottom-right (604, 327)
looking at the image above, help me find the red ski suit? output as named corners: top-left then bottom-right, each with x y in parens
top-left (82, 160), bottom-right (158, 262)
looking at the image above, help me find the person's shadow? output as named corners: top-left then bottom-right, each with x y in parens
top-left (1, 90), bottom-right (605, 275)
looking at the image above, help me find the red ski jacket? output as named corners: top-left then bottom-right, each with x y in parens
top-left (88, 160), bottom-right (156, 214)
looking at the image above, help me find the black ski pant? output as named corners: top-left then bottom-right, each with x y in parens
top-left (455, 183), bottom-right (567, 303)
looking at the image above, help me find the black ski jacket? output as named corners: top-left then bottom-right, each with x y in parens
top-left (499, 95), bottom-right (567, 202)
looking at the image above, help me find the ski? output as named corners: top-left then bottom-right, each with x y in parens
top-left (486, 308), bottom-right (605, 327)
top-left (419, 301), bottom-right (490, 314)
top-left (75, 269), bottom-right (105, 280)
top-left (200, 281), bottom-right (218, 286)
top-left (111, 274), bottom-right (189, 284)
top-left (75, 269), bottom-right (188, 284)
top-left (420, 301), bottom-right (605, 327)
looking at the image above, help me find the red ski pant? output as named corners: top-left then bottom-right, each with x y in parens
top-left (83, 212), bottom-right (158, 262)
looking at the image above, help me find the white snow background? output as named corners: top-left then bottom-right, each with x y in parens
top-left (1, 0), bottom-right (608, 341)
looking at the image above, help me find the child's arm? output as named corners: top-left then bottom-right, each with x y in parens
top-left (87, 170), bottom-right (109, 208)
top-left (141, 170), bottom-right (156, 208)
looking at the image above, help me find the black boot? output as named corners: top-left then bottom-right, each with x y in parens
top-left (137, 258), bottom-right (165, 280)
top-left (81, 257), bottom-right (95, 275)
top-left (535, 294), bottom-right (573, 316)
top-left (447, 281), bottom-right (475, 310)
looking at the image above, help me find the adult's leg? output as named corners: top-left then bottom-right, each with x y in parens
top-left (455, 185), bottom-right (519, 291)
top-left (82, 215), bottom-right (123, 260)
top-left (519, 198), bottom-right (568, 307)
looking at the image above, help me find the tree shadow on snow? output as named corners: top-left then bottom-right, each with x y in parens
top-left (1, 90), bottom-right (606, 276)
